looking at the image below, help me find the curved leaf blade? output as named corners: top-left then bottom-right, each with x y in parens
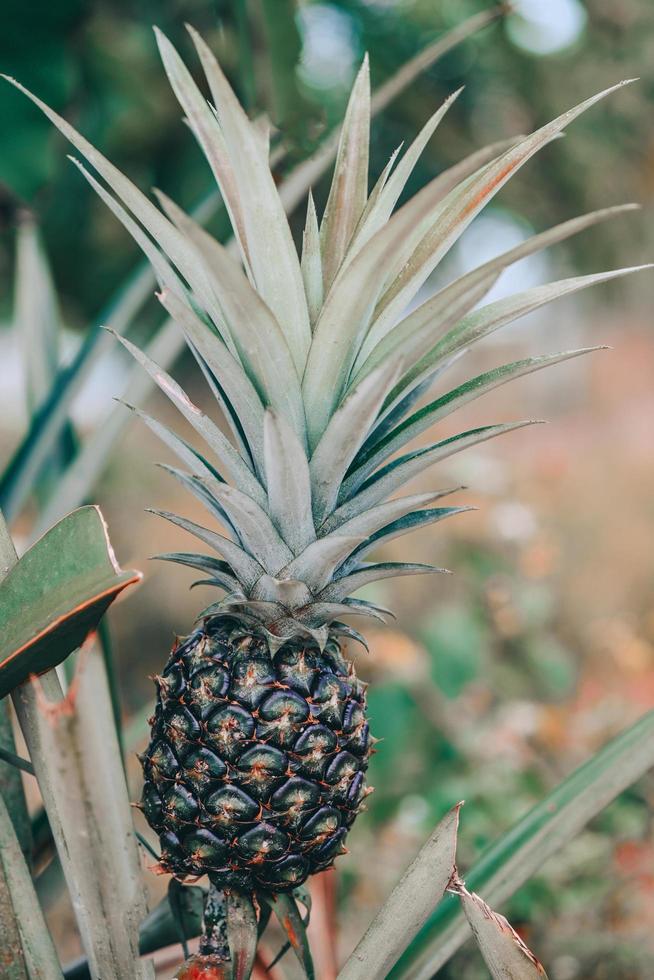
top-left (338, 803), bottom-right (461, 980)
top-left (391, 707), bottom-right (654, 979)
top-left (0, 507), bottom-right (140, 700)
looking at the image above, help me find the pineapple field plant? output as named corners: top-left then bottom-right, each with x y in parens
top-left (2, 7), bottom-right (654, 980)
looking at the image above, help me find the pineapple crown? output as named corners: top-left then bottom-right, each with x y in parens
top-left (4, 29), bottom-right (647, 649)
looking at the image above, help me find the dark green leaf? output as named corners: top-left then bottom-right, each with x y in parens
top-left (0, 506), bottom-right (141, 699)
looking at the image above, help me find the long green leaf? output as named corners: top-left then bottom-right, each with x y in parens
top-left (338, 804), bottom-right (461, 980)
top-left (391, 707), bottom-right (654, 979)
top-left (369, 81), bottom-right (637, 349)
top-left (387, 265), bottom-right (650, 409)
top-left (109, 330), bottom-right (265, 505)
top-left (264, 410), bottom-right (315, 555)
top-left (0, 507), bottom-right (140, 699)
top-left (454, 881), bottom-right (548, 979)
top-left (12, 654), bottom-right (153, 980)
top-left (336, 422), bottom-right (539, 526)
top-left (156, 288), bottom-right (266, 471)
top-left (352, 348), bottom-right (603, 487)
top-left (185, 26), bottom-right (312, 371)
top-left (281, 535), bottom-right (366, 593)
top-left (301, 191), bottom-right (323, 326)
top-left (347, 88), bottom-right (462, 264)
top-left (0, 794), bottom-right (63, 979)
top-left (318, 562), bottom-right (448, 603)
top-left (152, 511), bottom-right (262, 590)
top-left (320, 55), bottom-right (370, 290)
top-left (310, 359), bottom-right (402, 523)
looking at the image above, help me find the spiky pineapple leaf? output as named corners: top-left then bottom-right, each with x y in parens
top-left (264, 410), bottom-right (315, 555)
top-left (351, 269), bottom-right (497, 387)
top-left (338, 803), bottom-right (461, 980)
top-left (109, 330), bottom-right (265, 505)
top-left (209, 484), bottom-right (293, 573)
top-left (369, 80), bottom-right (637, 347)
top-left (156, 288), bottom-right (266, 471)
top-left (185, 26), bottom-right (312, 370)
top-left (282, 536), bottom-right (366, 593)
top-left (152, 512), bottom-right (263, 591)
top-left (454, 882), bottom-right (548, 979)
top-left (391, 707), bottom-right (654, 979)
top-left (319, 562), bottom-right (449, 603)
top-left (387, 265), bottom-right (651, 409)
top-left (320, 55), bottom-right (370, 290)
top-left (343, 506), bottom-right (474, 569)
top-left (301, 191), bottom-right (323, 326)
top-left (347, 88), bottom-right (463, 263)
top-left (359, 202), bottom-right (637, 379)
top-left (310, 359), bottom-right (403, 524)
top-left (321, 489), bottom-right (462, 539)
top-left (0, 507), bottom-right (140, 699)
top-left (121, 402), bottom-right (225, 489)
top-left (353, 348), bottom-right (604, 485)
top-left (338, 422), bottom-right (540, 524)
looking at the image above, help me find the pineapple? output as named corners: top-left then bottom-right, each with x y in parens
top-left (5, 23), bottom-right (646, 973)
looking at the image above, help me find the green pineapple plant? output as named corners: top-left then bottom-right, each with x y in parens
top-left (2, 10), bottom-right (654, 980)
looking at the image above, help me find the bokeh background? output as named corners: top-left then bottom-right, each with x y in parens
top-left (1, 1), bottom-right (654, 977)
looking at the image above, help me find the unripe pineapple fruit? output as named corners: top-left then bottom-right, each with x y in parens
top-left (142, 619), bottom-right (369, 891)
top-left (6, 17), bottom-right (646, 974)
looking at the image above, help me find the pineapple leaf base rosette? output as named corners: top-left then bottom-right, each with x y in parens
top-left (5, 22), bottom-right (646, 977)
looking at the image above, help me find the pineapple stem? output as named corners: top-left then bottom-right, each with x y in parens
top-left (200, 882), bottom-right (230, 962)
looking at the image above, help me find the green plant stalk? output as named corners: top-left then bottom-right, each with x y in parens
top-left (390, 707), bottom-right (654, 979)
top-left (0, 510), bottom-right (62, 977)
top-left (0, 793), bottom-right (63, 979)
top-left (0, 512), bottom-right (32, 864)
top-left (12, 655), bottom-right (153, 979)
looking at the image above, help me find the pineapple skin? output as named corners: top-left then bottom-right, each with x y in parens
top-left (140, 615), bottom-right (370, 892)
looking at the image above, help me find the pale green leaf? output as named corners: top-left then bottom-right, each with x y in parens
top-left (148, 509), bottom-right (258, 590)
top-left (320, 488), bottom-right (462, 538)
top-left (14, 215), bottom-right (60, 415)
top-left (347, 88), bottom-right (463, 263)
top-left (281, 535), bottom-right (365, 593)
top-left (336, 421), bottom-right (540, 525)
top-left (263, 410), bottom-right (315, 556)
top-left (156, 287), bottom-right (265, 471)
top-left (186, 27), bottom-right (312, 371)
top-left (209, 484), bottom-right (293, 574)
top-left (338, 803), bottom-right (461, 980)
top-left (351, 269), bottom-right (497, 385)
top-left (372, 81), bottom-right (637, 344)
top-left (318, 562), bottom-right (448, 603)
top-left (390, 266), bottom-right (650, 408)
top-left (151, 28), bottom-right (252, 274)
top-left (301, 191), bottom-right (323, 326)
top-left (320, 55), bottom-right (370, 290)
top-left (455, 884), bottom-right (548, 979)
top-left (310, 359), bottom-right (403, 523)
top-left (109, 329), bottom-right (266, 506)
top-left (353, 348), bottom-right (603, 487)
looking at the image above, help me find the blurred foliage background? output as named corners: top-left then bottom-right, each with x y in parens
top-left (1, 1), bottom-right (654, 978)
